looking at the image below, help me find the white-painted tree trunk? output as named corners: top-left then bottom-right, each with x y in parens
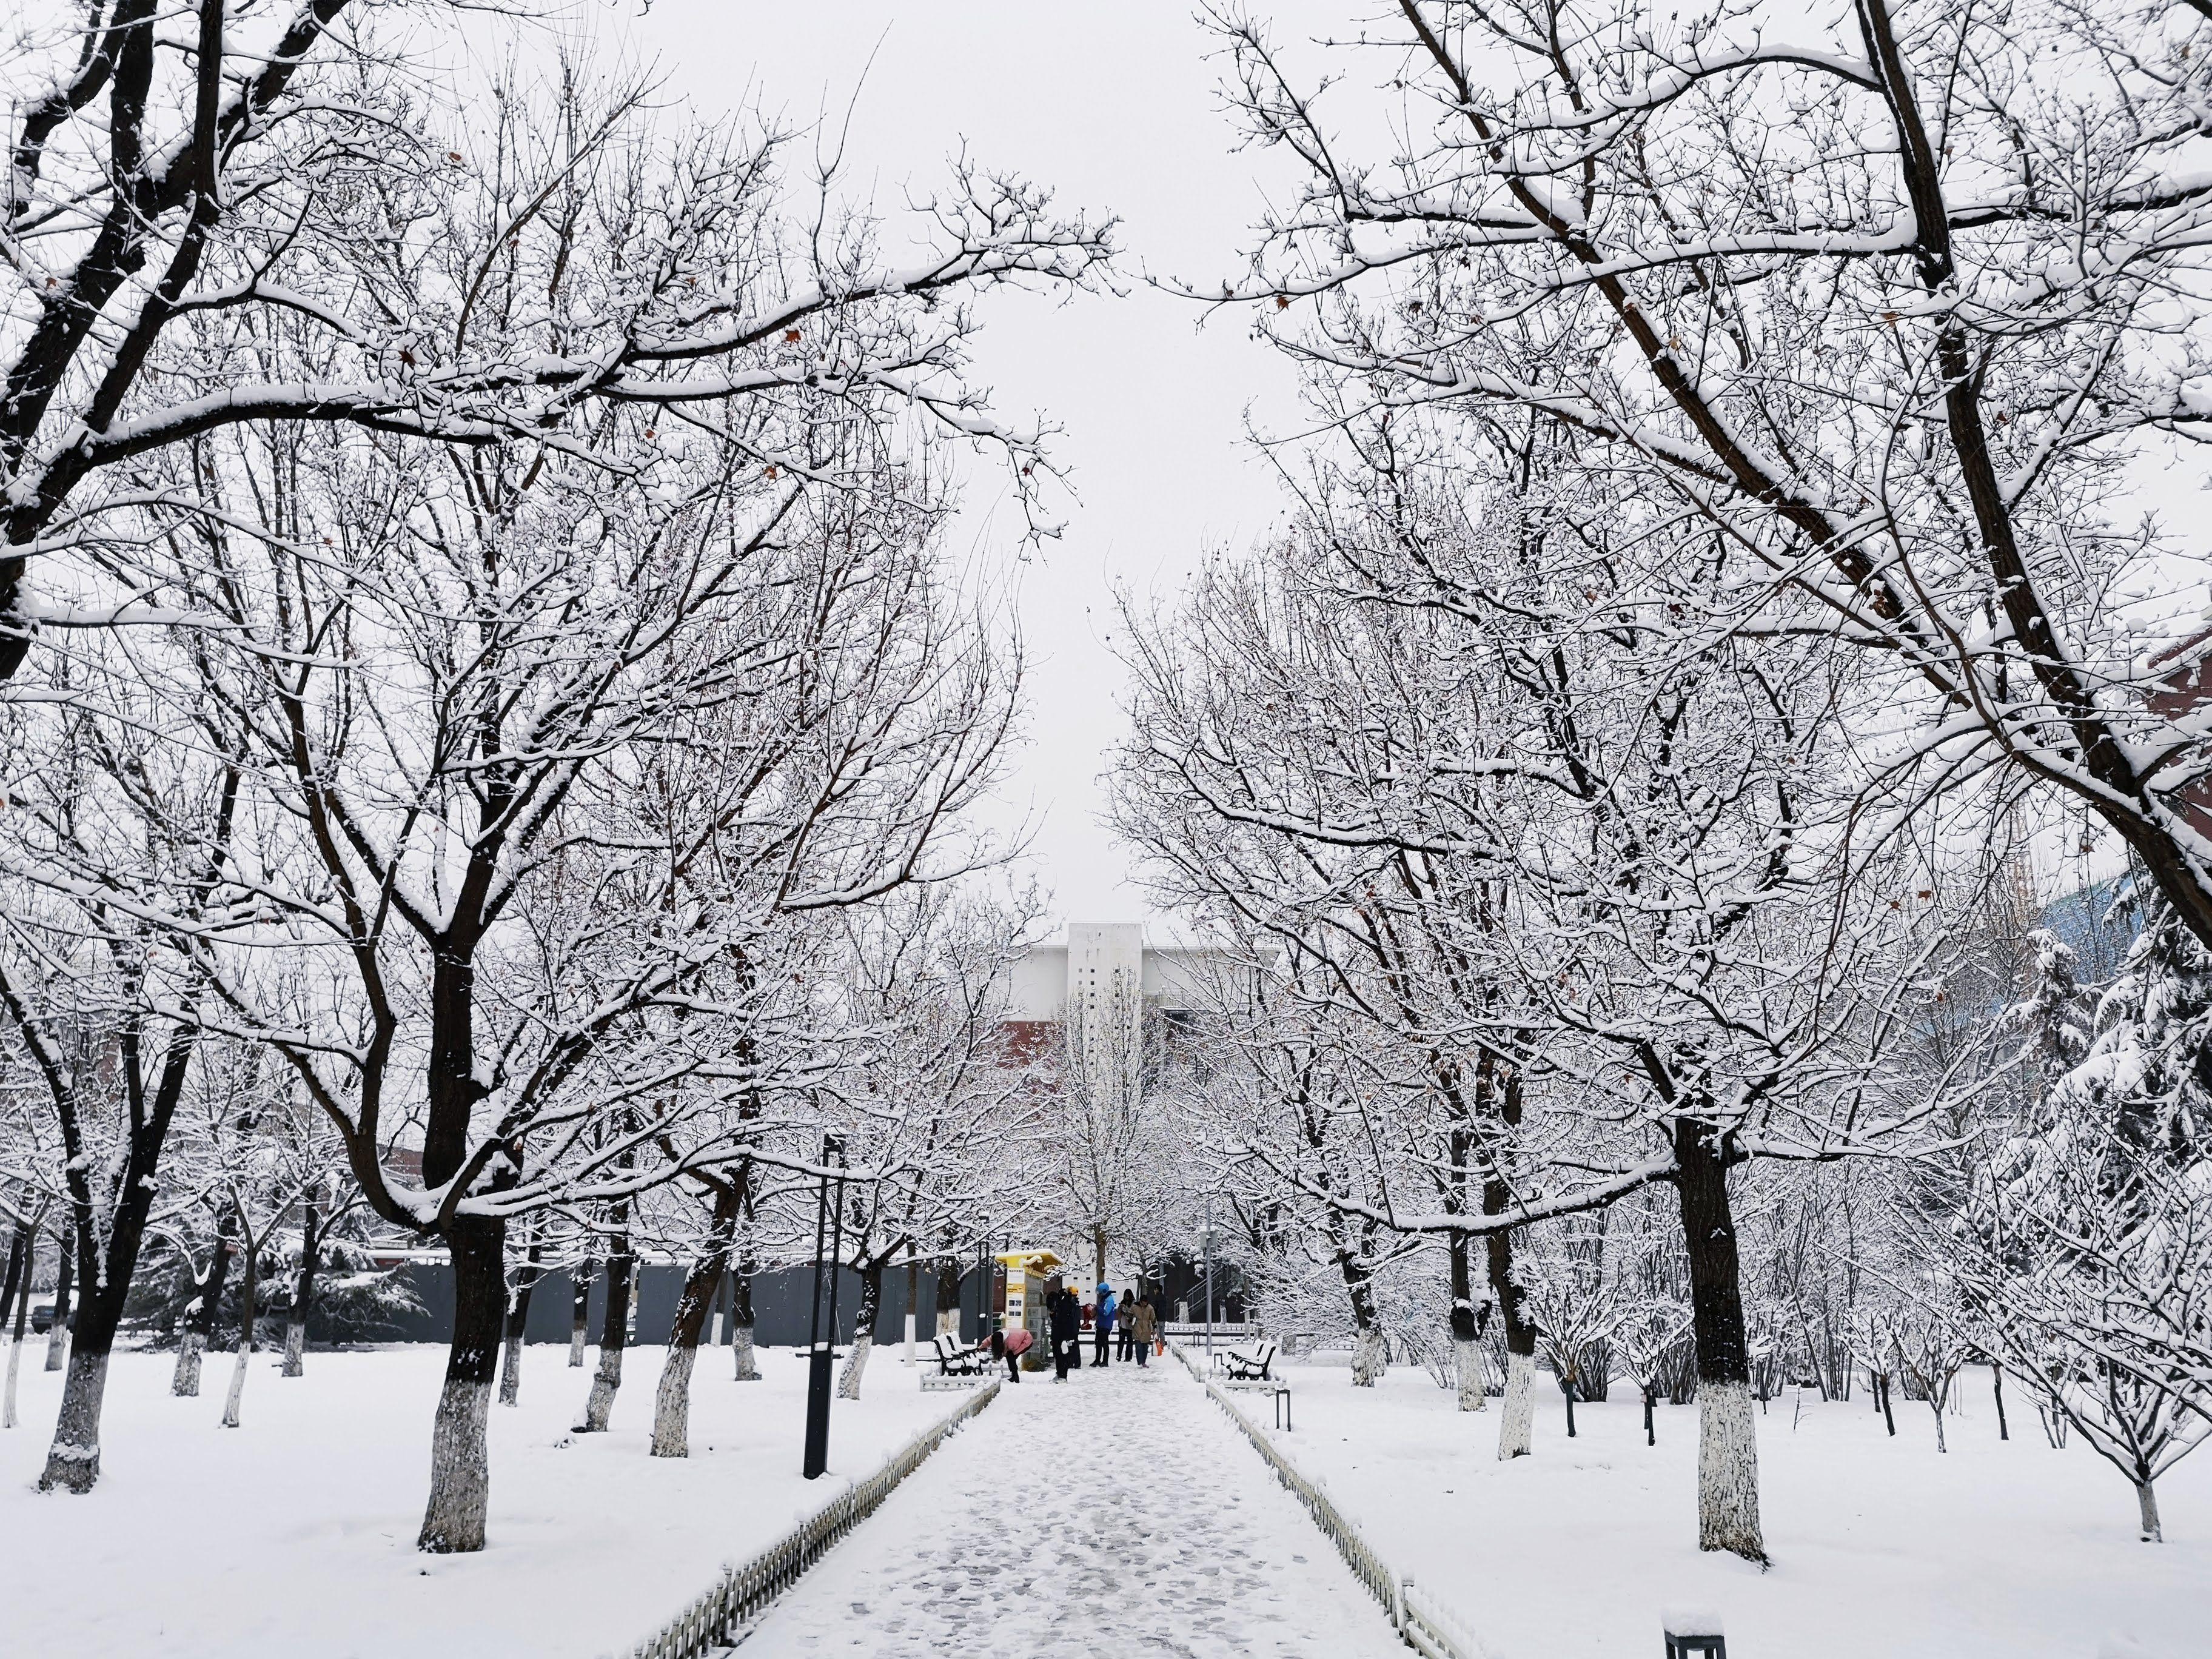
top-left (734, 1322), bottom-right (760, 1381)
top-left (650, 1342), bottom-right (695, 1458)
top-left (936, 1307), bottom-right (960, 1338)
top-left (497, 1333), bottom-right (525, 1406)
top-left (1498, 1350), bottom-right (1535, 1458)
top-left (1697, 1379), bottom-right (1765, 1560)
top-left (281, 1321), bottom-right (306, 1378)
top-left (171, 1330), bottom-right (204, 1397)
top-left (45, 1311), bottom-right (68, 1372)
top-left (2136, 1478), bottom-right (2163, 1543)
top-left (903, 1312), bottom-right (916, 1365)
top-left (2, 1335), bottom-right (22, 1429)
top-left (220, 1341), bottom-right (249, 1428)
top-left (580, 1344), bottom-right (622, 1432)
top-left (38, 1348), bottom-right (107, 1491)
top-left (1350, 1327), bottom-right (1387, 1387)
top-left (1455, 1338), bottom-right (1487, 1412)
top-left (838, 1333), bottom-right (873, 1400)
top-left (417, 1375), bottom-right (492, 1553)
top-left (567, 1322), bottom-right (587, 1367)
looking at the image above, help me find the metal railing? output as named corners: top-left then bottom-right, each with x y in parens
top-left (1161, 1321), bottom-right (1256, 1342)
top-left (624, 1378), bottom-right (1002, 1659)
top-left (1170, 1343), bottom-right (1479, 1659)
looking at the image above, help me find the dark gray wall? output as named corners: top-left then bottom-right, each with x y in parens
top-left (382, 1260), bottom-right (997, 1347)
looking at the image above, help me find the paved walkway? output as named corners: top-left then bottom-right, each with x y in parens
top-left (737, 1355), bottom-right (1406, 1658)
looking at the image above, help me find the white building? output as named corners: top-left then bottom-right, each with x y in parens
top-left (1003, 921), bottom-right (1239, 1030)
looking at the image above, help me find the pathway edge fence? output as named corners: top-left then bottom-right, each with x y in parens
top-left (623, 1378), bottom-right (1002, 1659)
top-left (1170, 1343), bottom-right (1480, 1659)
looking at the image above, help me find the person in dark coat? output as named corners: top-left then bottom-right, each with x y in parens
top-left (1048, 1284), bottom-right (1081, 1381)
top-left (1116, 1287), bottom-right (1138, 1361)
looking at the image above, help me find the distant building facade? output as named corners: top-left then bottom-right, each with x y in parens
top-left (1000, 921), bottom-right (1242, 1061)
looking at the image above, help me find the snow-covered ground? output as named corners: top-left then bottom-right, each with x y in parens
top-left (740, 1356), bottom-right (1407, 1658)
top-left (1230, 1359), bottom-right (2212, 1659)
top-left (0, 1342), bottom-right (968, 1659)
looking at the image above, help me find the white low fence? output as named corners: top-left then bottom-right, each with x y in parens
top-left (1170, 1343), bottom-right (1480, 1659)
top-left (623, 1379), bottom-right (1002, 1659)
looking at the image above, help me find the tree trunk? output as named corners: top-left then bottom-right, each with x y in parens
top-left (652, 1190), bottom-right (736, 1457)
top-left (0, 1222), bottom-right (25, 1427)
top-left (173, 1229), bottom-right (232, 1399)
top-left (0, 1222), bottom-right (24, 1334)
top-left (1486, 1219), bottom-right (1538, 1459)
top-left (36, 1242), bottom-right (123, 1492)
top-left (936, 1255), bottom-right (962, 1338)
top-left (733, 1245), bottom-right (760, 1381)
top-left (39, 1030), bottom-right (196, 1493)
top-left (1449, 1233), bottom-right (1485, 1412)
top-left (1349, 1324), bottom-right (1387, 1386)
top-left (221, 1237), bottom-right (258, 1428)
top-left (2, 1225), bottom-right (30, 1429)
top-left (1498, 1349), bottom-right (1535, 1460)
top-left (579, 1201), bottom-right (632, 1433)
top-left (44, 1239), bottom-right (73, 1372)
top-left (2136, 1476), bottom-right (2163, 1543)
top-left (1483, 1072), bottom-right (1538, 1458)
top-left (568, 1250), bottom-right (597, 1367)
top-left (283, 1194), bottom-right (320, 1379)
top-left (1643, 1383), bottom-right (1658, 1446)
top-left (1335, 1209), bottom-right (1387, 1387)
top-left (499, 1224), bottom-right (545, 1409)
top-left (1339, 1239), bottom-right (1386, 1385)
top-left (1093, 1228), bottom-right (1107, 1301)
top-left (903, 1255), bottom-right (918, 1364)
top-left (1991, 1366), bottom-right (2008, 1441)
top-left (838, 1264), bottom-right (883, 1401)
top-left (417, 1213), bottom-right (504, 1553)
top-left (1674, 1119), bottom-right (1765, 1563)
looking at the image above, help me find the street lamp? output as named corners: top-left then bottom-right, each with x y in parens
top-left (1199, 1208), bottom-right (1222, 1366)
top-left (802, 1133), bottom-right (847, 1480)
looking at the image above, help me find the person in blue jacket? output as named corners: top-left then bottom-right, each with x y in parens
top-left (1092, 1282), bottom-right (1116, 1367)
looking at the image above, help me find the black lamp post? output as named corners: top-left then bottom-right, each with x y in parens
top-left (802, 1133), bottom-right (847, 1480)
top-left (972, 1236), bottom-right (988, 1344)
top-left (1200, 1200), bottom-right (1221, 1366)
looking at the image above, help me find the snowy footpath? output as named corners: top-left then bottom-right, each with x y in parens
top-left (737, 1356), bottom-right (1406, 1658)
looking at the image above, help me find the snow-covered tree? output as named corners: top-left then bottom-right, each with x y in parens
top-left (1945, 907), bottom-right (2212, 1537)
top-left (1211, 0), bottom-right (2212, 956)
top-left (0, 10), bottom-right (1108, 683)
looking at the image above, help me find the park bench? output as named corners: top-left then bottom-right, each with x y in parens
top-left (1219, 1338), bottom-right (1279, 1382)
top-left (929, 1332), bottom-right (987, 1376)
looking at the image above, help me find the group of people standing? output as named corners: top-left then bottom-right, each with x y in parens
top-left (984, 1275), bottom-right (1164, 1383)
top-left (1045, 1278), bottom-right (1158, 1381)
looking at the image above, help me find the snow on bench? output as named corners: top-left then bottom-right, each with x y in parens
top-left (1219, 1339), bottom-right (1279, 1384)
top-left (922, 1332), bottom-right (988, 1389)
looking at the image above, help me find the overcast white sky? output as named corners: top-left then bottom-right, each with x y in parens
top-left (606, 2), bottom-right (1352, 929)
